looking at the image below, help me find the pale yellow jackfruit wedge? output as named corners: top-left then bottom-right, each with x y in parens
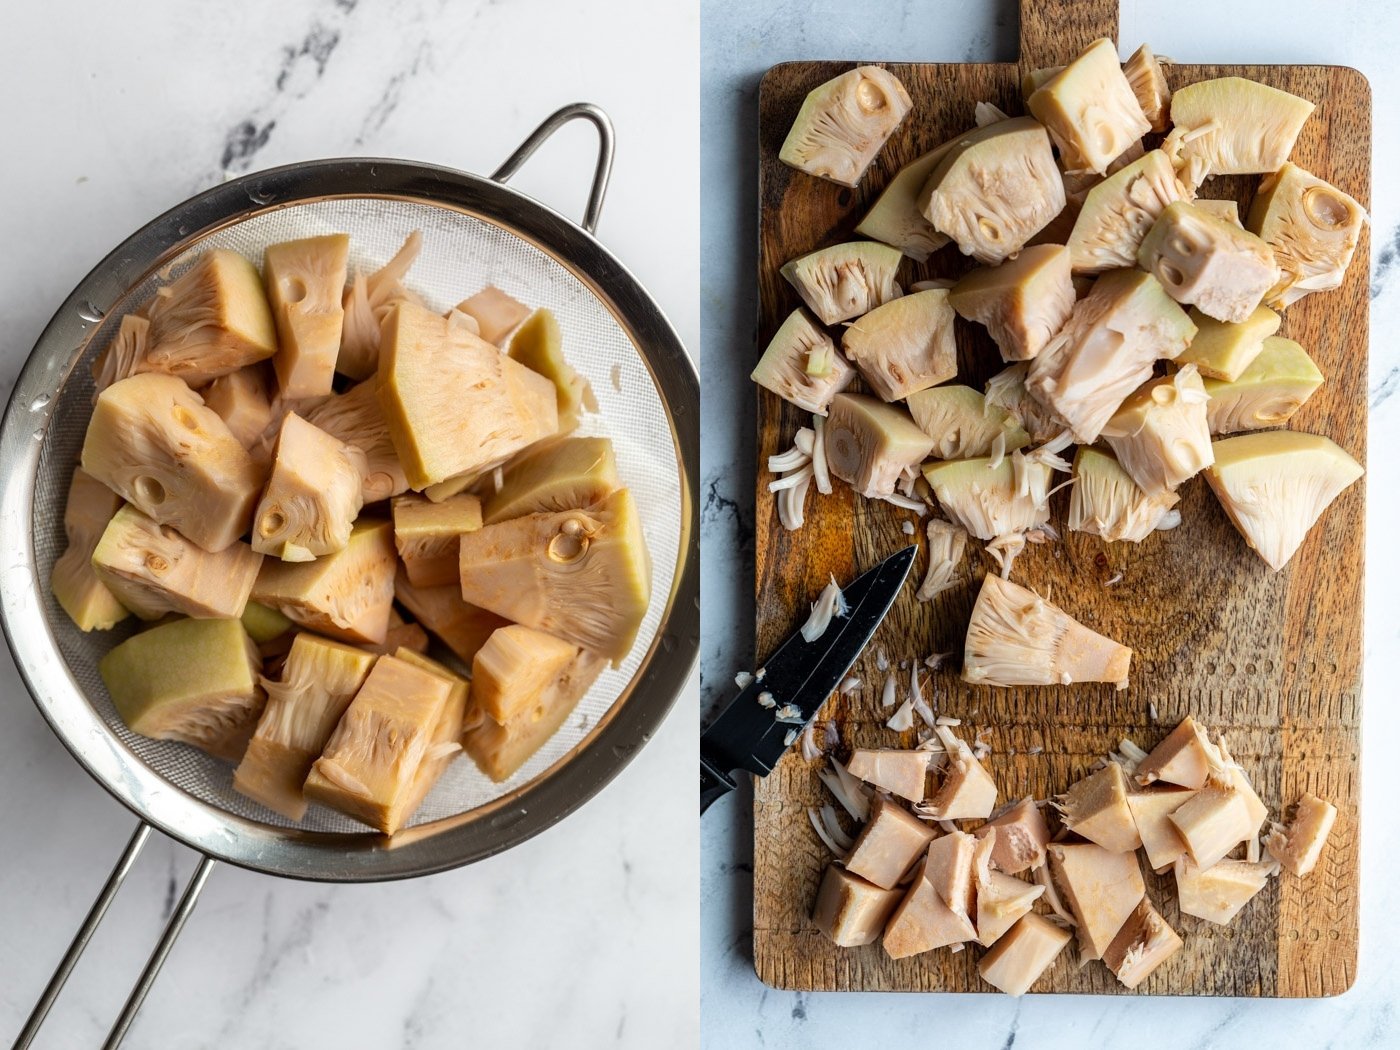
top-left (483, 436), bottom-right (620, 525)
top-left (1046, 842), bottom-right (1144, 961)
top-left (81, 373), bottom-right (262, 552)
top-left (458, 488), bottom-right (649, 664)
top-left (751, 309), bottom-right (856, 414)
top-left (1178, 305), bottom-right (1280, 382)
top-left (1204, 431), bottom-right (1363, 571)
top-left (1138, 201), bottom-right (1280, 323)
top-left (779, 242), bottom-right (902, 325)
top-left (905, 385), bottom-right (1029, 460)
top-left (264, 234), bottom-right (350, 399)
top-left (1123, 44), bottom-right (1171, 132)
top-left (454, 286), bottom-right (530, 346)
top-left (92, 505), bottom-right (262, 620)
top-left (824, 393), bottom-right (934, 499)
top-left (1027, 39), bottom-right (1151, 176)
top-left (464, 647), bottom-right (607, 782)
top-left (304, 654), bottom-right (454, 833)
top-left (423, 471), bottom-right (480, 504)
top-left (1028, 269), bottom-right (1196, 444)
top-left (948, 245), bottom-right (1074, 362)
top-left (841, 288), bottom-right (956, 401)
top-left (1174, 856), bottom-right (1273, 925)
top-left (1055, 762), bottom-right (1141, 853)
top-left (253, 413), bottom-right (366, 561)
top-left (252, 518), bottom-right (397, 643)
top-left (302, 377), bottom-right (410, 503)
top-left (978, 913), bottom-right (1071, 996)
top-left (202, 366), bottom-right (273, 450)
top-left (241, 601), bottom-right (293, 644)
top-left (395, 567), bottom-right (510, 665)
top-left (778, 66), bottom-right (912, 187)
top-left (1167, 77), bottom-right (1314, 182)
top-left (50, 469), bottom-right (129, 632)
top-left (143, 249), bottom-right (277, 384)
top-left (1068, 447), bottom-right (1180, 543)
top-left (91, 314), bottom-right (150, 396)
top-left (389, 648), bottom-right (469, 822)
top-left (100, 617), bottom-right (264, 760)
top-left (984, 362), bottom-right (1066, 444)
top-left (1066, 150), bottom-right (1189, 273)
top-left (922, 455), bottom-right (1052, 541)
top-left (854, 141), bottom-right (955, 260)
top-left (1101, 367), bottom-right (1214, 494)
top-left (508, 308), bottom-right (596, 432)
top-left (1193, 198), bottom-right (1241, 226)
top-left (1247, 161), bottom-right (1368, 308)
top-left (338, 231), bottom-right (424, 380)
top-left (393, 492), bottom-right (483, 587)
top-left (473, 624), bottom-right (581, 724)
top-left (378, 301), bottom-right (559, 489)
top-left (917, 118), bottom-right (1065, 263)
top-left (964, 574), bottom-right (1132, 688)
top-left (232, 633), bottom-right (376, 820)
top-left (1021, 66), bottom-right (1064, 100)
top-left (1203, 336), bottom-right (1324, 436)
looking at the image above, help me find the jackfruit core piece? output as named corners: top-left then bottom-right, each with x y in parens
top-left (458, 487), bottom-right (649, 664)
top-left (916, 117), bottom-right (1065, 264)
top-left (1178, 305), bottom-right (1281, 383)
top-left (1123, 44), bottom-right (1171, 132)
top-left (1204, 430), bottom-right (1363, 571)
top-left (948, 245), bottom-right (1075, 362)
top-left (779, 241), bottom-right (903, 325)
top-left (50, 468), bottom-right (129, 632)
top-left (264, 234), bottom-right (350, 400)
top-left (378, 301), bottom-right (559, 489)
top-left (302, 377), bottom-right (410, 503)
top-left (202, 366), bottom-right (273, 451)
top-left (777, 65), bottom-right (913, 187)
top-left (1067, 446), bottom-right (1179, 544)
top-left (1138, 201), bottom-right (1280, 324)
top-left (395, 567), bottom-right (511, 665)
top-left (1248, 161), bottom-right (1368, 309)
top-left (854, 141), bottom-right (956, 261)
top-left (337, 231), bottom-right (424, 380)
top-left (1027, 38), bottom-right (1152, 176)
top-left (1167, 77), bottom-right (1314, 182)
top-left (1066, 150), bottom-right (1189, 273)
top-left (393, 492), bottom-right (483, 588)
top-left (1101, 367), bottom-right (1214, 494)
top-left (80, 372), bottom-right (263, 553)
top-left (253, 413), bottom-right (366, 562)
top-left (508, 308), bottom-right (596, 432)
top-left (750, 309), bottom-right (856, 414)
top-left (922, 455), bottom-right (1051, 541)
top-left (905, 385), bottom-right (1029, 461)
top-left (472, 624), bottom-right (581, 724)
top-left (1203, 336), bottom-right (1324, 436)
top-left (454, 285), bottom-right (531, 346)
top-left (483, 436), bottom-right (620, 525)
top-left (823, 393), bottom-right (934, 499)
top-left (100, 617), bottom-right (264, 761)
top-left (963, 573), bottom-right (1132, 688)
top-left (143, 249), bottom-right (277, 384)
top-left (840, 288), bottom-right (956, 401)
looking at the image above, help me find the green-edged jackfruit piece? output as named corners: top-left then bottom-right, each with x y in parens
top-left (241, 601), bottom-right (294, 644)
top-left (483, 436), bottom-right (620, 525)
top-left (778, 66), bottom-right (913, 187)
top-left (50, 468), bottom-right (129, 632)
top-left (393, 492), bottom-right (483, 588)
top-left (751, 308), bottom-right (856, 414)
top-left (824, 393), bottom-right (934, 499)
top-left (1202, 336), bottom-right (1324, 436)
top-left (779, 242), bottom-right (902, 325)
top-left (1247, 161), bottom-right (1368, 308)
top-left (1178, 306), bottom-right (1281, 382)
top-left (508, 308), bottom-right (596, 432)
top-left (1027, 39), bottom-right (1151, 176)
top-left (905, 386), bottom-right (1029, 460)
top-left (854, 141), bottom-right (955, 260)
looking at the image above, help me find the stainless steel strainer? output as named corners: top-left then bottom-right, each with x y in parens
top-left (1, 103), bottom-right (698, 1048)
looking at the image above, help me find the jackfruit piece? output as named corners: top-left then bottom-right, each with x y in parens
top-left (1066, 150), bottom-right (1189, 273)
top-left (50, 469), bottom-right (129, 632)
top-left (1127, 787), bottom-right (1196, 871)
top-left (925, 829), bottom-right (978, 922)
top-left (253, 413), bottom-right (366, 561)
top-left (823, 394), bottom-right (933, 499)
top-left (811, 863), bottom-right (903, 948)
top-left (1135, 715), bottom-right (1215, 789)
top-left (423, 471), bottom-right (480, 504)
top-left (142, 249), bottom-right (277, 385)
top-left (508, 308), bottom-right (596, 432)
top-left (924, 728), bottom-right (998, 820)
top-left (1215, 736), bottom-right (1268, 836)
top-left (458, 487), bottom-right (649, 664)
top-left (779, 241), bottom-right (903, 325)
top-left (750, 309), bottom-right (855, 414)
top-left (1101, 367), bottom-right (1214, 494)
top-left (974, 835), bottom-right (1045, 947)
top-left (393, 648), bottom-right (470, 818)
top-left (252, 518), bottom-right (397, 643)
top-left (1047, 841), bottom-right (1145, 961)
top-left (202, 366), bottom-right (274, 450)
top-left (844, 795), bottom-right (936, 890)
top-left (1068, 446), bottom-right (1180, 543)
top-left (1167, 77), bottom-right (1314, 181)
top-left (483, 436), bottom-right (620, 525)
top-left (883, 843), bottom-right (978, 959)
top-left (303, 654), bottom-right (454, 833)
top-left (778, 65), bottom-right (912, 187)
top-left (81, 373), bottom-right (263, 552)
top-left (359, 615), bottom-right (431, 657)
top-left (978, 913), bottom-right (1071, 996)
top-left (337, 231), bottom-right (424, 380)
top-left (846, 748), bottom-right (930, 804)
top-left (302, 377), bottom-right (410, 503)
top-left (840, 288), bottom-right (956, 401)
top-left (1248, 161), bottom-right (1367, 308)
top-left (393, 492), bottom-right (483, 587)
top-left (92, 505), bottom-right (262, 620)
top-left (100, 617), bottom-right (264, 760)
top-left (1056, 761), bottom-right (1142, 853)
top-left (975, 797), bottom-right (1052, 874)
top-left (1193, 198), bottom-right (1241, 226)
top-left (905, 385), bottom-right (1029, 460)
top-left (984, 362), bottom-right (1065, 444)
top-left (948, 245), bottom-right (1075, 362)
top-left (1138, 201), bottom-right (1280, 323)
top-left (1204, 430), bottom-right (1362, 571)
top-left (453, 285), bottom-right (530, 347)
top-left (463, 647), bottom-right (606, 782)
top-left (1168, 785), bottom-right (1254, 869)
top-left (916, 117), bottom-right (1065, 263)
top-left (471, 624), bottom-right (580, 724)
top-left (378, 301), bottom-right (558, 489)
top-left (1103, 898), bottom-right (1182, 990)
top-left (854, 141), bottom-right (955, 260)
top-left (1020, 66), bottom-right (1064, 100)
top-left (1027, 39), bottom-right (1151, 175)
top-left (1179, 305), bottom-right (1280, 383)
top-left (241, 601), bottom-right (293, 644)
top-left (922, 454), bottom-right (1051, 541)
top-left (963, 573), bottom-right (1132, 688)
top-left (1123, 44), bottom-right (1171, 132)
top-left (395, 567), bottom-right (510, 665)
top-left (91, 314), bottom-right (150, 396)
top-left (1028, 269), bottom-right (1196, 444)
top-left (232, 633), bottom-right (376, 820)
top-left (1265, 792), bottom-right (1338, 876)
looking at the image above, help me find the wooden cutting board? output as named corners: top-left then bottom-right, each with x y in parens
top-left (751, 0), bottom-right (1368, 996)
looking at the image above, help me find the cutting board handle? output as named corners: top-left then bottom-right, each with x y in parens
top-left (1019, 0), bottom-right (1120, 72)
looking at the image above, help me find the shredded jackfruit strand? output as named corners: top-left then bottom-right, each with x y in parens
top-left (822, 758), bottom-right (872, 822)
top-left (886, 698), bottom-right (915, 732)
top-left (800, 575), bottom-right (850, 643)
top-left (838, 676), bottom-right (861, 695)
top-left (807, 805), bottom-right (853, 857)
top-left (881, 672), bottom-right (898, 708)
top-left (769, 463), bottom-right (814, 492)
top-left (810, 415), bottom-right (833, 495)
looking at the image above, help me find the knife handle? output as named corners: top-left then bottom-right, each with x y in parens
top-left (700, 754), bottom-right (737, 815)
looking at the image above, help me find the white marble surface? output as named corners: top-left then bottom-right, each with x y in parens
top-left (701, 0), bottom-right (1400, 1045)
top-left (0, 2), bottom-right (698, 1047)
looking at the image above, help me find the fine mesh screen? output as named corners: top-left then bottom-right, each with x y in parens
top-left (32, 197), bottom-right (683, 834)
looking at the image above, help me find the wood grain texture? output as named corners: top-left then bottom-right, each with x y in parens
top-left (751, 0), bottom-right (1368, 997)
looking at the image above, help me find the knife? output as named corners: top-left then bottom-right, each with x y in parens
top-left (700, 545), bottom-right (918, 814)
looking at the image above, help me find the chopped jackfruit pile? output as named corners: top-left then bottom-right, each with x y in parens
top-left (806, 713), bottom-right (1337, 994)
top-left (59, 232), bottom-right (652, 834)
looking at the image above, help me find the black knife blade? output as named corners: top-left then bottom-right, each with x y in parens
top-left (700, 545), bottom-right (917, 813)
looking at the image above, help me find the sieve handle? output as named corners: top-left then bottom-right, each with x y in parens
top-left (490, 102), bottom-right (615, 235)
top-left (11, 822), bottom-right (215, 1050)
